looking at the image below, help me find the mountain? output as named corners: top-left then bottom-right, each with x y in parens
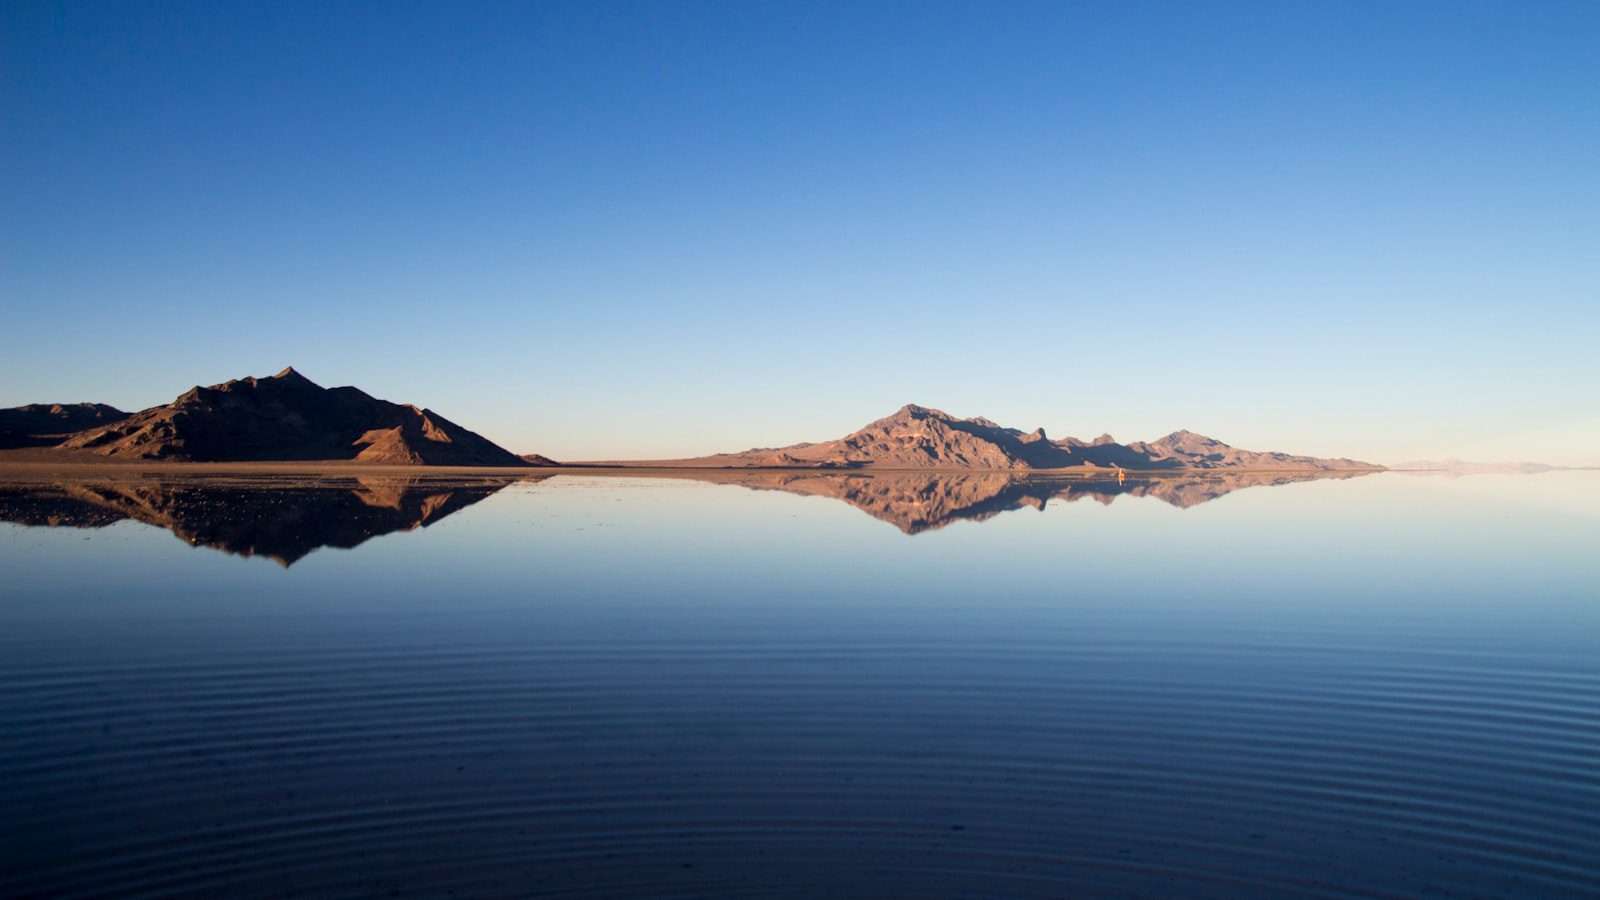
top-left (1121, 429), bottom-right (1375, 471)
top-left (0, 403), bottom-right (129, 448)
top-left (631, 404), bottom-right (1379, 471)
top-left (18, 368), bottom-right (532, 466)
top-left (1391, 459), bottom-right (1563, 474)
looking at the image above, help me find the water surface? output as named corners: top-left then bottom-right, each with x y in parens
top-left (2, 470), bottom-right (1596, 897)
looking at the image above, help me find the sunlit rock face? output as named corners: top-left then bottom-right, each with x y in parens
top-left (643, 404), bottom-right (1381, 472)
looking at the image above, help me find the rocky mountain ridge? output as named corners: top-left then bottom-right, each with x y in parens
top-left (644, 404), bottom-right (1379, 471)
top-left (0, 402), bottom-right (130, 448)
top-left (4, 368), bottom-right (541, 466)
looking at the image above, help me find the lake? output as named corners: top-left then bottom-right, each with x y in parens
top-left (2, 469), bottom-right (1596, 897)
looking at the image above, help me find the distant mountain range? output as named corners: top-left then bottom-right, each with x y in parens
top-left (0, 402), bottom-right (130, 448)
top-left (619, 403), bottom-right (1379, 471)
top-left (3, 373), bottom-right (1380, 470)
top-left (1390, 459), bottom-right (1577, 474)
top-left (0, 368), bottom-right (541, 466)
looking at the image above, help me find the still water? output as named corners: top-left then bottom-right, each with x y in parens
top-left (2, 470), bottom-right (1596, 897)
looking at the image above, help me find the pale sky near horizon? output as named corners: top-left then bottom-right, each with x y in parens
top-left (4, 2), bottom-right (1597, 464)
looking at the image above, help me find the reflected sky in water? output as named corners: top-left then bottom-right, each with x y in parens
top-left (6, 470), bottom-right (1588, 617)
top-left (1, 471), bottom-right (1596, 897)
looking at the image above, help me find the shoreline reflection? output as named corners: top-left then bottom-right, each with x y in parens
top-left (0, 474), bottom-right (526, 566)
top-left (0, 469), bottom-right (1376, 560)
top-left (670, 469), bottom-right (1375, 534)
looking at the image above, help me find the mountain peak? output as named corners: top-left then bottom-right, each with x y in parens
top-left (268, 366), bottom-right (319, 388)
top-left (645, 408), bottom-right (1377, 472)
top-left (1156, 429), bottom-right (1225, 447)
top-left (52, 368), bottom-right (527, 466)
top-left (880, 403), bottom-right (957, 424)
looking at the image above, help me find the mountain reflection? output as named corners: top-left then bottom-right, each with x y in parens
top-left (0, 475), bottom-right (523, 566)
top-left (673, 469), bottom-right (1374, 534)
top-left (0, 469), bottom-right (1374, 561)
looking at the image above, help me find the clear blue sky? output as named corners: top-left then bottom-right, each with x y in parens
top-left (4, 1), bottom-right (1597, 463)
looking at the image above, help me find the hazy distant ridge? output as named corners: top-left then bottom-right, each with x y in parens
top-left (1390, 459), bottom-right (1566, 474)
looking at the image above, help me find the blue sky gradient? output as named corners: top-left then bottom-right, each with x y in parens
top-left (4, 1), bottom-right (1597, 462)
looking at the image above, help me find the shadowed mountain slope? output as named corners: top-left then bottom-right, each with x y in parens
top-left (35, 368), bottom-right (531, 466)
top-left (0, 403), bottom-right (129, 449)
top-left (629, 404), bottom-right (1379, 472)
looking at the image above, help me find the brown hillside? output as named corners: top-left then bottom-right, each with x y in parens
top-left (50, 368), bottom-right (530, 466)
top-left (628, 404), bottom-right (1380, 472)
